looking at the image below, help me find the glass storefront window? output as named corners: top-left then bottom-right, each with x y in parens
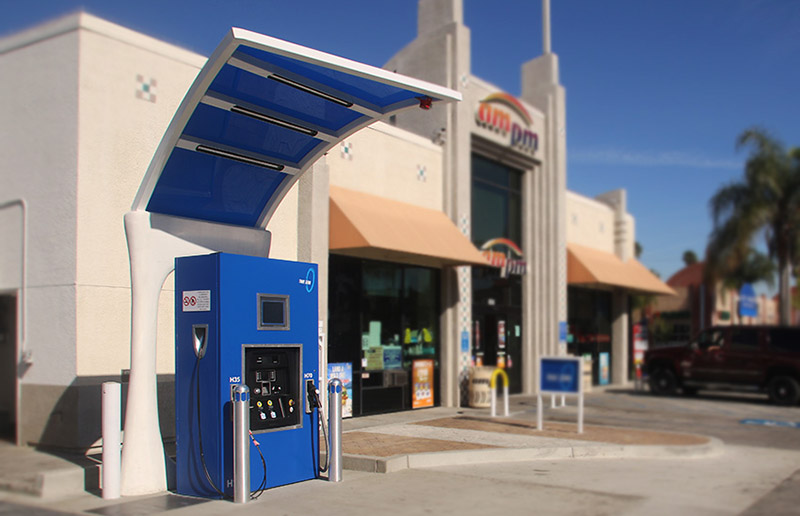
top-left (328, 255), bottom-right (440, 416)
top-left (567, 286), bottom-right (613, 385)
top-left (471, 153), bottom-right (522, 247)
top-left (471, 153), bottom-right (524, 394)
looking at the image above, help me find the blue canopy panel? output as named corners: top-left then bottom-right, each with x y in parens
top-left (132, 28), bottom-right (461, 229)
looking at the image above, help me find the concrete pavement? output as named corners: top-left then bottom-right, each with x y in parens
top-left (3, 444), bottom-right (798, 516)
top-left (0, 395), bottom-right (726, 515)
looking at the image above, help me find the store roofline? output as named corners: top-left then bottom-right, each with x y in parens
top-left (0, 11), bottom-right (206, 67)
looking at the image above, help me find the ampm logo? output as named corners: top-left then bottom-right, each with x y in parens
top-left (475, 93), bottom-right (538, 155)
top-left (480, 238), bottom-right (527, 277)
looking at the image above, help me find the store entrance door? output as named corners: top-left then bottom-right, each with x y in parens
top-left (0, 295), bottom-right (16, 442)
top-left (473, 309), bottom-right (522, 394)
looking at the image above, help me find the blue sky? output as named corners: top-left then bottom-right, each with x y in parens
top-left (2, 0), bottom-right (798, 289)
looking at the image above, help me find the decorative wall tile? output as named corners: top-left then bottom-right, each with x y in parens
top-left (136, 74), bottom-right (157, 103)
top-left (340, 141), bottom-right (353, 160)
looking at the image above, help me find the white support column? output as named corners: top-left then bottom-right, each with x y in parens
top-left (120, 211), bottom-right (271, 496)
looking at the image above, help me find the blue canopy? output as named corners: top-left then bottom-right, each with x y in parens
top-left (132, 28), bottom-right (460, 229)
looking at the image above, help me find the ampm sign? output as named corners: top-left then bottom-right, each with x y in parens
top-left (475, 93), bottom-right (539, 156)
top-left (537, 356), bottom-right (584, 434)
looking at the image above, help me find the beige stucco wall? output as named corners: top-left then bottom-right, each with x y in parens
top-left (74, 15), bottom-right (207, 376)
top-left (327, 121), bottom-right (444, 211)
top-left (565, 191), bottom-right (615, 253)
top-left (0, 23), bottom-right (81, 386)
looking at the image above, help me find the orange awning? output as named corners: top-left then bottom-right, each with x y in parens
top-left (330, 186), bottom-right (490, 268)
top-left (567, 243), bottom-right (675, 295)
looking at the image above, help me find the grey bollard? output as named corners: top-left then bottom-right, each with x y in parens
top-left (328, 379), bottom-right (343, 482)
top-left (232, 385), bottom-right (250, 504)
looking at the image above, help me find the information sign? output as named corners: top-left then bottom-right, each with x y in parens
top-left (327, 362), bottom-right (352, 418)
top-left (537, 356), bottom-right (584, 434)
top-left (412, 359), bottom-right (434, 409)
top-left (539, 357), bottom-right (581, 394)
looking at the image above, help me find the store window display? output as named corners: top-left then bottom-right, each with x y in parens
top-left (328, 256), bottom-right (440, 415)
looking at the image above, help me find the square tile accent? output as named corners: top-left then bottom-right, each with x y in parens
top-left (135, 74), bottom-right (157, 103)
top-left (416, 165), bottom-right (427, 182)
top-left (340, 141), bottom-right (353, 160)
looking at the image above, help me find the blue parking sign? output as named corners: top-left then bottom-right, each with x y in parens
top-left (540, 357), bottom-right (580, 394)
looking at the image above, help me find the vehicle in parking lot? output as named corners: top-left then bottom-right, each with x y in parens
top-left (644, 325), bottom-right (800, 405)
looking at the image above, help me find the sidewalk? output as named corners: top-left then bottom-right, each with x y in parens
top-left (336, 402), bottom-right (719, 473)
top-left (0, 394), bottom-right (721, 513)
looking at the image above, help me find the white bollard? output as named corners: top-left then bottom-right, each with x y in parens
top-left (102, 382), bottom-right (121, 500)
top-left (537, 393), bottom-right (543, 431)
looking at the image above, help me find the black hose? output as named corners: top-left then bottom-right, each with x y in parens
top-left (249, 431), bottom-right (267, 500)
top-left (194, 357), bottom-right (227, 499)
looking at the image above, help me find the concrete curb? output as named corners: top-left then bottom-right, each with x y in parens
top-left (342, 437), bottom-right (724, 473)
top-left (0, 464), bottom-right (86, 499)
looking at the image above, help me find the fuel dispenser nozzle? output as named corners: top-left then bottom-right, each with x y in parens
top-left (305, 380), bottom-right (321, 413)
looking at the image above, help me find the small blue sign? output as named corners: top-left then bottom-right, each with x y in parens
top-left (540, 358), bottom-right (580, 394)
top-left (738, 283), bottom-right (758, 317)
top-left (383, 346), bottom-right (403, 369)
top-left (740, 419), bottom-right (800, 429)
top-left (558, 321), bottom-right (567, 342)
top-left (461, 331), bottom-right (470, 353)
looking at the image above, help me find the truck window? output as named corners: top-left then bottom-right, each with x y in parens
top-left (730, 328), bottom-right (759, 351)
top-left (696, 329), bottom-right (723, 351)
top-left (769, 329), bottom-right (800, 352)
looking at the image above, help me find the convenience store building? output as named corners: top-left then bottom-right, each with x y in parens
top-left (0, 0), bottom-right (671, 448)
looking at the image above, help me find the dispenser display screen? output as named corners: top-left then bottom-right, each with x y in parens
top-left (259, 295), bottom-right (289, 330)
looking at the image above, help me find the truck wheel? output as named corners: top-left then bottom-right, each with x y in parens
top-left (649, 368), bottom-right (677, 396)
top-left (768, 376), bottom-right (800, 406)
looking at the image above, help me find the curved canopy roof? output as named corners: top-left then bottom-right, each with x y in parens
top-left (132, 28), bottom-right (461, 229)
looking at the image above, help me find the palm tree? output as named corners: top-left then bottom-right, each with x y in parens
top-left (720, 248), bottom-right (775, 292)
top-left (706, 128), bottom-right (800, 324)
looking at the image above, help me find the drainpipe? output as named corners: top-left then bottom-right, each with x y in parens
top-left (0, 199), bottom-right (29, 446)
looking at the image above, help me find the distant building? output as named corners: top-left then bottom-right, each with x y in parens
top-left (648, 262), bottom-right (778, 346)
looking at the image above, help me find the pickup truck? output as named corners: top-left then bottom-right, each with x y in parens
top-left (644, 325), bottom-right (800, 405)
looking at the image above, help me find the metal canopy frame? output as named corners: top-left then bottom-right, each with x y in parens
top-left (120, 28), bottom-right (460, 496)
top-left (131, 27), bottom-right (460, 229)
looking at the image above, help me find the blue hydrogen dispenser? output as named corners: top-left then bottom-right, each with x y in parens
top-left (174, 252), bottom-right (320, 498)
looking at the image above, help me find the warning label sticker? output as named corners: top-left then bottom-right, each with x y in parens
top-left (182, 290), bottom-right (211, 312)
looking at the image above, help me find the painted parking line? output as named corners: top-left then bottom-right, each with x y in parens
top-left (740, 419), bottom-right (800, 429)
